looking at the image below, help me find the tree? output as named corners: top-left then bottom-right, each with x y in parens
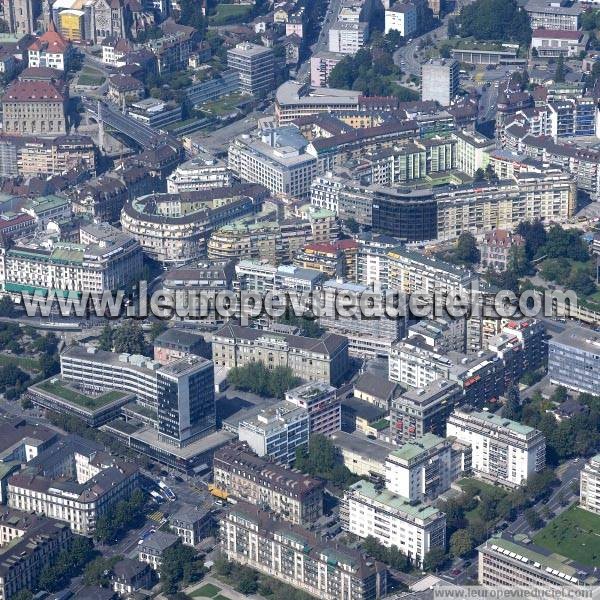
top-left (345, 218), bottom-right (360, 233)
top-left (21, 397), bottom-right (33, 410)
top-left (294, 434), bottom-right (358, 489)
top-left (474, 168), bottom-right (485, 181)
top-left (554, 54), bottom-right (566, 83)
top-left (551, 386), bottom-right (568, 403)
top-left (112, 320), bottom-right (147, 355)
top-left (516, 220), bottom-right (547, 261)
top-left (232, 565), bottom-right (258, 594)
top-left (0, 295), bottom-right (14, 317)
top-left (455, 232), bottom-right (480, 265)
top-left (98, 324), bottom-right (113, 351)
top-left (450, 529), bottom-right (473, 557)
top-left (525, 508), bottom-right (543, 530)
top-left (84, 556), bottom-right (122, 587)
top-left (503, 385), bottom-right (522, 420)
top-left (507, 245), bottom-right (531, 277)
top-left (423, 547), bottom-right (447, 572)
top-left (160, 540), bottom-right (204, 594)
top-left (484, 163), bottom-right (498, 182)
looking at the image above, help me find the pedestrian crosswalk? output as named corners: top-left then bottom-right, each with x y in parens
top-left (148, 510), bottom-right (164, 522)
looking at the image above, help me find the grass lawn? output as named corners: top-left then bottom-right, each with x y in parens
top-left (191, 584), bottom-right (222, 597)
top-left (209, 3), bottom-right (252, 25)
top-left (533, 505), bottom-right (600, 567)
top-left (214, 595), bottom-right (231, 600)
top-left (78, 68), bottom-right (105, 87)
top-left (38, 380), bottom-right (125, 410)
top-left (200, 92), bottom-right (250, 117)
top-left (458, 477), bottom-right (507, 500)
top-left (0, 354), bottom-right (40, 372)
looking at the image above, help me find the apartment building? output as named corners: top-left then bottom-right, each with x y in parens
top-left (227, 43), bottom-right (274, 97)
top-left (166, 156), bottom-right (233, 192)
top-left (221, 502), bottom-right (388, 600)
top-left (580, 454), bottom-right (600, 515)
top-left (387, 247), bottom-right (477, 297)
top-left (8, 436), bottom-right (139, 535)
top-left (235, 260), bottom-right (325, 293)
top-left (452, 129), bottom-right (494, 177)
top-left (15, 134), bottom-right (96, 177)
top-left (139, 531), bottom-right (178, 571)
top-left (121, 184), bottom-right (267, 265)
top-left (478, 534), bottom-right (598, 587)
top-left (238, 401), bottom-right (310, 465)
top-left (228, 134), bottom-right (317, 200)
top-left (147, 22), bottom-right (195, 74)
top-left (390, 380), bottom-right (462, 443)
top-left (319, 279), bottom-right (406, 357)
top-left (548, 326), bottom-right (600, 395)
top-left (2, 79), bottom-right (68, 136)
top-left (310, 51), bottom-right (345, 87)
top-left (294, 239), bottom-right (359, 280)
top-left (0, 510), bottom-right (72, 600)
top-left (285, 382), bottom-right (341, 437)
top-left (330, 431), bottom-right (392, 478)
top-left (384, 3), bottom-right (417, 37)
top-left (341, 479), bottom-right (446, 567)
top-left (0, 224), bottom-right (143, 297)
top-left (479, 229), bottom-right (525, 272)
top-left (328, 21), bottom-right (369, 54)
top-left (170, 506), bottom-right (212, 546)
top-left (212, 441), bottom-right (324, 525)
top-left (446, 408), bottom-right (546, 487)
top-left (385, 433), bottom-right (467, 502)
top-left (421, 60), bottom-right (459, 106)
top-left (28, 23), bottom-right (72, 70)
top-left (212, 323), bottom-right (349, 386)
top-left (524, 0), bottom-right (583, 31)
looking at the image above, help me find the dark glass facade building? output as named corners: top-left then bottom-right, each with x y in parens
top-left (371, 187), bottom-right (438, 242)
top-left (157, 357), bottom-right (215, 447)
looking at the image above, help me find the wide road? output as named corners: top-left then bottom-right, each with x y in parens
top-left (296, 0), bottom-right (344, 82)
top-left (507, 458), bottom-right (584, 536)
top-left (393, 0), bottom-right (477, 81)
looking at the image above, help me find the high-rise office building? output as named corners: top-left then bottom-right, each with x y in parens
top-left (157, 357), bottom-right (215, 447)
top-left (421, 59), bottom-right (459, 106)
top-left (227, 43), bottom-right (275, 98)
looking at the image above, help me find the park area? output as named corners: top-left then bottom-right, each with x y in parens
top-left (533, 505), bottom-right (600, 567)
top-left (191, 583), bottom-right (231, 600)
top-left (209, 4), bottom-right (252, 25)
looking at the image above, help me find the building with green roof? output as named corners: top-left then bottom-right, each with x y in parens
top-left (478, 534), bottom-right (598, 588)
top-left (341, 479), bottom-right (446, 567)
top-left (447, 407), bottom-right (546, 488)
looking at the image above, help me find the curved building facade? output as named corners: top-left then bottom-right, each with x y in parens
top-left (371, 187), bottom-right (438, 242)
top-left (121, 184), bottom-right (268, 265)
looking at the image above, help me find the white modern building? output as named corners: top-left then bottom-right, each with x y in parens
top-left (329, 21), bottom-right (369, 54)
top-left (227, 42), bottom-right (274, 97)
top-left (238, 401), bottom-right (310, 465)
top-left (580, 454), bottom-right (600, 515)
top-left (285, 382), bottom-right (341, 437)
top-left (341, 479), bottom-right (446, 567)
top-left (385, 433), bottom-right (462, 502)
top-left (228, 135), bottom-right (317, 199)
top-left (384, 3), bottom-right (417, 37)
top-left (446, 408), bottom-right (546, 487)
top-left (166, 156), bottom-right (233, 193)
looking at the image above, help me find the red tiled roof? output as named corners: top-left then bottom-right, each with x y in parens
top-left (28, 27), bottom-right (69, 53)
top-left (304, 239), bottom-right (358, 253)
top-left (3, 80), bottom-right (65, 102)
